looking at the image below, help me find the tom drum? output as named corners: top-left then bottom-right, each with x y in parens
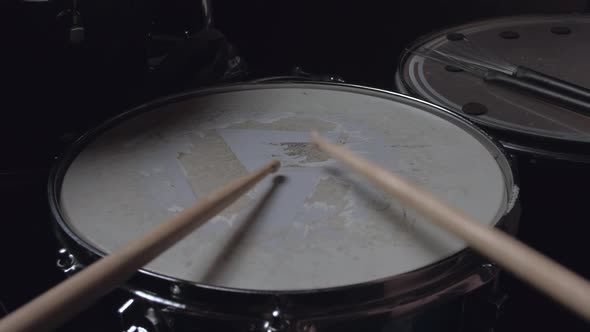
top-left (396, 14), bottom-right (590, 330)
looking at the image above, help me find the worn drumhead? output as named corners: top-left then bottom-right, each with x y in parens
top-left (398, 15), bottom-right (590, 143)
top-left (59, 84), bottom-right (514, 291)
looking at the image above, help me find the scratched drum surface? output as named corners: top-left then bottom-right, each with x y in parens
top-left (60, 86), bottom-right (513, 290)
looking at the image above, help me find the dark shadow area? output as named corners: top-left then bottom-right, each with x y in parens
top-left (200, 175), bottom-right (287, 284)
top-left (324, 166), bottom-right (451, 257)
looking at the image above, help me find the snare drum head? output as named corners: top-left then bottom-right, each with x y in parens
top-left (58, 84), bottom-right (514, 291)
top-left (398, 15), bottom-right (590, 144)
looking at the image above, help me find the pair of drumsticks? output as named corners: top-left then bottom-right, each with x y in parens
top-left (0, 132), bottom-right (589, 332)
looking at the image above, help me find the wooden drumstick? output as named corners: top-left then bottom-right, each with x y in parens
top-left (310, 132), bottom-right (590, 322)
top-left (0, 159), bottom-right (281, 332)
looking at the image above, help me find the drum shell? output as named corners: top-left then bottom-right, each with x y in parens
top-left (49, 83), bottom-right (520, 331)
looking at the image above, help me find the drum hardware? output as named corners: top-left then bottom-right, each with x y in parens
top-left (117, 296), bottom-right (290, 332)
top-left (262, 308), bottom-right (289, 332)
top-left (69, 0), bottom-right (84, 44)
top-left (56, 0), bottom-right (84, 44)
top-left (170, 285), bottom-right (182, 297)
top-left (126, 326), bottom-right (149, 332)
top-left (222, 43), bottom-right (248, 82)
top-left (56, 248), bottom-right (79, 276)
top-left (118, 298), bottom-right (171, 332)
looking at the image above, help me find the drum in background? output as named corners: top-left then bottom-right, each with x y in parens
top-left (396, 14), bottom-right (590, 330)
top-left (50, 83), bottom-right (518, 331)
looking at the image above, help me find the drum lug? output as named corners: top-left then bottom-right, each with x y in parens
top-left (56, 248), bottom-right (79, 276)
top-left (261, 307), bottom-right (291, 332)
top-left (118, 298), bottom-right (171, 332)
top-left (169, 284), bottom-right (182, 296)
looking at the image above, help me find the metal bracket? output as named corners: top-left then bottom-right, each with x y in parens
top-left (118, 298), bottom-right (172, 332)
top-left (262, 307), bottom-right (291, 332)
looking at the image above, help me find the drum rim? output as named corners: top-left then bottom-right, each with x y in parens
top-left (48, 82), bottom-right (520, 319)
top-left (395, 13), bottom-right (590, 159)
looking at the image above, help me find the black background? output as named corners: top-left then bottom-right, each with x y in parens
top-left (1, 1), bottom-right (589, 331)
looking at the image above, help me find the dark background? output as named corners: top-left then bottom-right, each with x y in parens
top-left (1, 1), bottom-right (589, 331)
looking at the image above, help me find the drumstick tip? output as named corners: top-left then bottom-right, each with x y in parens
top-left (268, 159), bottom-right (281, 173)
top-left (310, 130), bottom-right (322, 144)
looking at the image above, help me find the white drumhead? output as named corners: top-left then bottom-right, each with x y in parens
top-left (60, 85), bottom-right (513, 290)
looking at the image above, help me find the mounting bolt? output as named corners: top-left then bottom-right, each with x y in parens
top-left (170, 285), bottom-right (181, 296)
top-left (262, 307), bottom-right (289, 332)
top-left (56, 248), bottom-right (77, 274)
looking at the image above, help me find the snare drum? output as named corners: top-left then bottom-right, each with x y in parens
top-left (396, 14), bottom-right (590, 330)
top-left (50, 83), bottom-right (519, 331)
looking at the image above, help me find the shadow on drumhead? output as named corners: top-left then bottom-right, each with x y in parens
top-left (323, 166), bottom-right (451, 257)
top-left (200, 175), bottom-right (287, 284)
